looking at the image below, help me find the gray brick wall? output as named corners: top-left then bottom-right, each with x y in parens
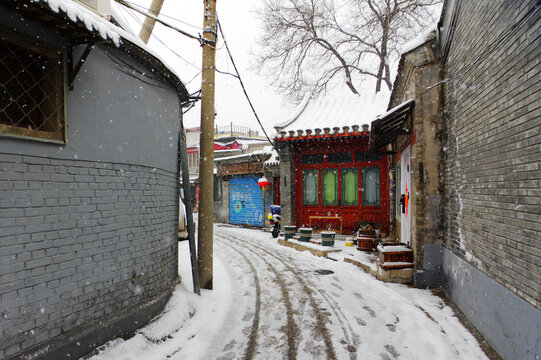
top-left (277, 142), bottom-right (296, 227)
top-left (442, 0), bottom-right (541, 308)
top-left (0, 154), bottom-right (179, 358)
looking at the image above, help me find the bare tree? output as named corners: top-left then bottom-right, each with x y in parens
top-left (255, 0), bottom-right (441, 98)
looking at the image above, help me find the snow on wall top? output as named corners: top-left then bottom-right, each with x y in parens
top-left (263, 146), bottom-right (279, 166)
top-left (400, 24), bottom-right (438, 55)
top-left (40, 0), bottom-right (187, 85)
top-left (214, 149), bottom-right (273, 163)
top-left (274, 88), bottom-right (389, 140)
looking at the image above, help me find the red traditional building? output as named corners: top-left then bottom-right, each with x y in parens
top-left (274, 92), bottom-right (411, 235)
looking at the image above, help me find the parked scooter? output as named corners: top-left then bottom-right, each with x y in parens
top-left (268, 205), bottom-right (281, 238)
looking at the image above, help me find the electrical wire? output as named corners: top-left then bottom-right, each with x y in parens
top-left (418, 1), bottom-right (540, 94)
top-left (99, 45), bottom-right (171, 89)
top-left (216, 15), bottom-right (276, 150)
top-left (114, 2), bottom-right (279, 148)
top-left (114, 0), bottom-right (203, 43)
top-left (119, 0), bottom-right (203, 31)
top-left (121, 4), bottom-right (201, 70)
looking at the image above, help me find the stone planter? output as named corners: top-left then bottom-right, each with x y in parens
top-left (284, 225), bottom-right (297, 240)
top-left (320, 231), bottom-right (335, 246)
top-left (299, 227), bottom-right (312, 242)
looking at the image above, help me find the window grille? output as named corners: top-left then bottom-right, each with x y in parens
top-left (0, 34), bottom-right (65, 142)
top-left (328, 152), bottom-right (351, 163)
top-left (301, 153), bottom-right (324, 164)
top-left (355, 152), bottom-right (381, 162)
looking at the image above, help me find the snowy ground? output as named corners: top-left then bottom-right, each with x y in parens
top-left (86, 225), bottom-right (488, 360)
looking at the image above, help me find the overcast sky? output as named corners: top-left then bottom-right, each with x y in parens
top-left (113, 0), bottom-right (295, 136)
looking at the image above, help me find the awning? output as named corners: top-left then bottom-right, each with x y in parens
top-left (369, 100), bottom-right (415, 152)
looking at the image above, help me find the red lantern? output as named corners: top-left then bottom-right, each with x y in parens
top-left (258, 176), bottom-right (269, 194)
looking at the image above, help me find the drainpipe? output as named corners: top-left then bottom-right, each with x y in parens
top-left (179, 99), bottom-right (201, 295)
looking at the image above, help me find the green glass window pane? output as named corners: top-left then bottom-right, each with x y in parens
top-left (341, 168), bottom-right (358, 206)
top-left (303, 169), bottom-right (318, 205)
top-left (362, 167), bottom-right (380, 206)
top-left (322, 169), bottom-right (338, 206)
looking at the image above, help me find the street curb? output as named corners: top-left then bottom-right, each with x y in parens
top-left (278, 238), bottom-right (341, 257)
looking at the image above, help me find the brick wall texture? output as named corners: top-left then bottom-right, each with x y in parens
top-left (0, 154), bottom-right (179, 358)
top-left (442, 0), bottom-right (540, 308)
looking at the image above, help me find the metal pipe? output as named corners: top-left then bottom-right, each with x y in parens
top-left (179, 97), bottom-right (200, 295)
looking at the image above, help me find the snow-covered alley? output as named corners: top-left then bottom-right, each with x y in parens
top-left (87, 225), bottom-right (489, 360)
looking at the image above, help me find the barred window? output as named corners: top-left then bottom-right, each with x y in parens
top-left (0, 33), bottom-right (65, 143)
top-left (328, 152), bottom-right (351, 163)
top-left (301, 153), bottom-right (324, 164)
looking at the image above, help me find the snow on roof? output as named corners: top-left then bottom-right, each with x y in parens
top-left (274, 93), bottom-right (312, 130)
top-left (263, 146), bottom-right (279, 167)
top-left (214, 149), bottom-right (273, 163)
top-left (236, 139), bottom-right (270, 146)
top-left (110, 2), bottom-right (138, 38)
top-left (40, 0), bottom-right (188, 86)
top-left (274, 88), bottom-right (389, 139)
top-left (400, 24), bottom-right (438, 54)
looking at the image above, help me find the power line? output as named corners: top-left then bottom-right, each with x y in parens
top-left (419, 1), bottom-right (540, 93)
top-left (119, 0), bottom-right (203, 31)
top-left (216, 16), bottom-right (276, 149)
top-left (114, 0), bottom-right (203, 43)
top-left (120, 6), bottom-right (238, 84)
top-left (121, 5), bottom-right (201, 70)
top-left (99, 44), bottom-right (170, 89)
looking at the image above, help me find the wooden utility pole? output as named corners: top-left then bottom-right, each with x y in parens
top-left (198, 0), bottom-right (217, 290)
top-left (138, 0), bottom-right (165, 44)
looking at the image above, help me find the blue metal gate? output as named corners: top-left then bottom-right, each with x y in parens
top-left (229, 176), bottom-right (264, 226)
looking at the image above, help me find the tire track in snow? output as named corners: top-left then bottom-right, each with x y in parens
top-left (219, 232), bottom-right (338, 360)
top-left (221, 229), bottom-right (360, 359)
top-left (217, 235), bottom-right (299, 360)
top-left (221, 240), bottom-right (262, 360)
top-left (248, 240), bottom-right (357, 359)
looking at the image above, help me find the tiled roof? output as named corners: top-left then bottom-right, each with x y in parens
top-left (274, 90), bottom-right (389, 141)
top-left (274, 124), bottom-right (371, 142)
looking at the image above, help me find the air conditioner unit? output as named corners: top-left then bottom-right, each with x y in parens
top-left (74, 0), bottom-right (111, 20)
